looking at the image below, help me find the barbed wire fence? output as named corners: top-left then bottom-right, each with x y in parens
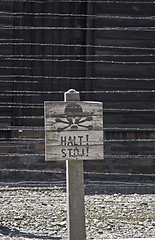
top-left (0, 0), bottom-right (154, 169)
top-left (0, 0), bottom-right (154, 181)
top-left (0, 1), bottom-right (155, 238)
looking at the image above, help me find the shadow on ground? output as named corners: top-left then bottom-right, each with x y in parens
top-left (0, 225), bottom-right (62, 239)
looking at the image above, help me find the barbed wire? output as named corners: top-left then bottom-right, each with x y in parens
top-left (0, 169), bottom-right (64, 174)
top-left (1, 54), bottom-right (155, 58)
top-left (0, 66), bottom-right (31, 70)
top-left (1, 11), bottom-right (155, 21)
top-left (0, 80), bottom-right (37, 83)
top-left (0, 139), bottom-right (155, 147)
top-left (1, 26), bottom-right (155, 32)
top-left (1, 65), bottom-right (155, 72)
top-left (104, 127), bottom-right (155, 131)
top-left (0, 90), bottom-right (154, 95)
top-left (103, 108), bottom-right (155, 112)
top-left (105, 154), bottom-right (155, 158)
top-left (0, 42), bottom-right (154, 51)
top-left (0, 38), bottom-right (23, 41)
top-left (0, 116), bottom-right (44, 119)
top-left (0, 1), bottom-right (154, 173)
top-left (0, 145), bottom-right (27, 148)
top-left (2, 54), bottom-right (155, 58)
top-left (0, 153), bottom-right (154, 158)
top-left (105, 139), bottom-right (155, 142)
top-left (0, 105), bottom-right (43, 109)
top-left (3, 57), bottom-right (155, 65)
top-left (85, 172), bottom-right (155, 177)
top-left (0, 102), bottom-right (43, 106)
top-left (0, 169), bottom-right (155, 183)
top-left (0, 75), bottom-right (154, 81)
top-left (0, 106), bottom-right (155, 112)
top-left (0, 138), bottom-right (154, 143)
top-left (0, 126), bottom-right (44, 130)
top-left (0, 126), bottom-right (154, 131)
top-left (0, 0), bottom-right (155, 3)
top-left (0, 138), bottom-right (44, 142)
top-left (0, 168), bottom-right (154, 177)
top-left (0, 139), bottom-right (44, 142)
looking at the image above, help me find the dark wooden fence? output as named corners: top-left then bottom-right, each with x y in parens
top-left (0, 0), bottom-right (155, 175)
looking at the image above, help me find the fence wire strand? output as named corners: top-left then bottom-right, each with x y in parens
top-left (2, 57), bottom-right (155, 65)
top-left (0, 0), bottom-right (155, 3)
top-left (0, 153), bottom-right (154, 159)
top-left (0, 43), bottom-right (154, 51)
top-left (0, 75), bottom-right (154, 81)
top-left (0, 0), bottom-right (154, 176)
top-left (1, 12), bottom-right (155, 21)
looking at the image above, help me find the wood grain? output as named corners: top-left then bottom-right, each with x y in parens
top-left (45, 101), bottom-right (104, 161)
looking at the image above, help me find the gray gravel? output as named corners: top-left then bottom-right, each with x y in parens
top-left (0, 182), bottom-right (155, 239)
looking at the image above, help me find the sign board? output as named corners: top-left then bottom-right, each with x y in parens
top-left (44, 101), bottom-right (103, 161)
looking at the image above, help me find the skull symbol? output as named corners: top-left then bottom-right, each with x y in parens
top-left (56, 103), bottom-right (93, 132)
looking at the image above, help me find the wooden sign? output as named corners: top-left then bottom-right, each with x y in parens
top-left (44, 101), bottom-right (103, 161)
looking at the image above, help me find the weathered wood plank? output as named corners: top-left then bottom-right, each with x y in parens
top-left (46, 131), bottom-right (103, 146)
top-left (45, 115), bottom-right (103, 132)
top-left (93, 80), bottom-right (155, 91)
top-left (93, 92), bottom-right (155, 102)
top-left (104, 113), bottom-right (155, 125)
top-left (95, 64), bottom-right (155, 77)
top-left (45, 101), bottom-right (103, 117)
top-left (45, 144), bottom-right (103, 161)
top-left (45, 101), bottom-right (104, 161)
top-left (104, 102), bottom-right (155, 110)
top-left (95, 2), bottom-right (155, 16)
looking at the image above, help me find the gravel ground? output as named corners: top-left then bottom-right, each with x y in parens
top-left (0, 181), bottom-right (155, 240)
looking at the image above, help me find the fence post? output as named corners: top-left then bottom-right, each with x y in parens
top-left (65, 89), bottom-right (86, 240)
top-left (45, 89), bottom-right (103, 239)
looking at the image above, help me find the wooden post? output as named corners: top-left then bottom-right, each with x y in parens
top-left (45, 89), bottom-right (103, 240)
top-left (65, 89), bottom-right (86, 240)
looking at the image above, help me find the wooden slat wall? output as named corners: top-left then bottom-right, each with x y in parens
top-left (90, 1), bottom-right (155, 127)
top-left (0, 1), bottom-right (154, 172)
top-left (12, 1), bottom-right (88, 126)
top-left (0, 2), bottom-right (14, 126)
top-left (0, 1), bottom-right (154, 128)
top-left (41, 1), bottom-right (87, 95)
